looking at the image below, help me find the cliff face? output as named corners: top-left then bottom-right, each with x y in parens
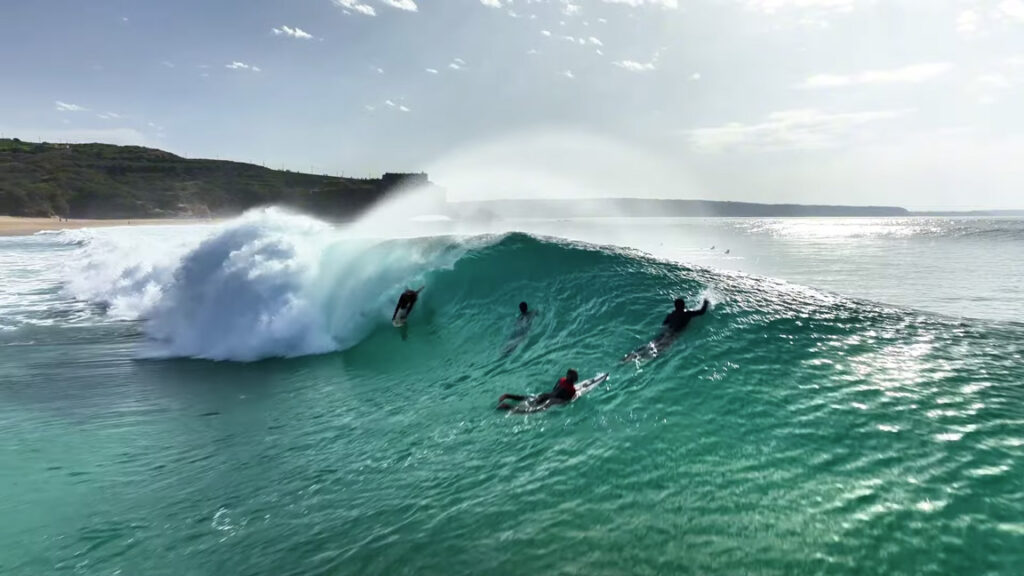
top-left (0, 139), bottom-right (427, 219)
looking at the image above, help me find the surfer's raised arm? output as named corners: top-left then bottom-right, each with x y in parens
top-left (691, 299), bottom-right (710, 317)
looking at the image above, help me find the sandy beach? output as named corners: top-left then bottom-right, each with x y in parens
top-left (0, 216), bottom-right (217, 237)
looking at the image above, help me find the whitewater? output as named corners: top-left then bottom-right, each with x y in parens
top-left (1, 207), bottom-right (1022, 575)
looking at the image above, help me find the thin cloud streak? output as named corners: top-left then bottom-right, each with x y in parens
top-left (798, 62), bottom-right (952, 88)
top-left (272, 25), bottom-right (314, 39)
top-left (55, 101), bottom-right (87, 112)
top-left (687, 108), bottom-right (912, 152)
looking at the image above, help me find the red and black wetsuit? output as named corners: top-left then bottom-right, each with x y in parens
top-left (500, 377), bottom-right (577, 407)
top-left (549, 377), bottom-right (576, 402)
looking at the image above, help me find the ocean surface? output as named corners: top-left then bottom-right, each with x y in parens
top-left (1, 209), bottom-right (1022, 575)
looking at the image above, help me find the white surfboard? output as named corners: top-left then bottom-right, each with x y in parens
top-left (507, 373), bottom-right (609, 414)
top-left (392, 311), bottom-right (408, 328)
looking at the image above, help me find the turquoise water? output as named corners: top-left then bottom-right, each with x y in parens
top-left (1, 211), bottom-right (1023, 575)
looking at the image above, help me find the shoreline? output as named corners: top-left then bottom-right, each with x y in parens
top-left (0, 216), bottom-right (218, 237)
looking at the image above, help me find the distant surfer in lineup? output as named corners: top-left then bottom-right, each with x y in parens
top-left (519, 301), bottom-right (531, 318)
top-left (392, 286), bottom-right (423, 327)
top-left (497, 369), bottom-right (579, 411)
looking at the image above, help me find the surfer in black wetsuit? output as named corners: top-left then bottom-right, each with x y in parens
top-left (502, 302), bottom-right (536, 355)
top-left (496, 369), bottom-right (578, 410)
top-left (392, 286), bottom-right (423, 323)
top-left (622, 297), bottom-right (710, 362)
top-left (662, 297), bottom-right (709, 334)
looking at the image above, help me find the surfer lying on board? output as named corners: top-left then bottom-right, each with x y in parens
top-left (622, 297), bottom-right (710, 362)
top-left (496, 369), bottom-right (578, 410)
top-left (392, 287), bottom-right (424, 324)
top-left (663, 297), bottom-right (709, 334)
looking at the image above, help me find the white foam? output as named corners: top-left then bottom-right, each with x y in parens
top-left (61, 207), bottom-right (473, 361)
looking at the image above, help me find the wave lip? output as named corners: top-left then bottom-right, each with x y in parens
top-left (141, 211), bottom-right (337, 361)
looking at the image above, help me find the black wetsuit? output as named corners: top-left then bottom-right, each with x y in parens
top-left (662, 300), bottom-right (709, 334)
top-left (393, 290), bottom-right (419, 321)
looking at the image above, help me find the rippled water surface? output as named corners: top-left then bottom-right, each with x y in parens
top-left (1, 214), bottom-right (1022, 575)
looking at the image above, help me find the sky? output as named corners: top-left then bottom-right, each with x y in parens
top-left (2, 0), bottom-right (1024, 209)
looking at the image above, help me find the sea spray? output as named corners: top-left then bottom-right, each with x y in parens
top-left (61, 208), bottom-right (480, 360)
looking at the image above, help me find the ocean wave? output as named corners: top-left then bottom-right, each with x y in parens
top-left (61, 208), bottom-right (480, 360)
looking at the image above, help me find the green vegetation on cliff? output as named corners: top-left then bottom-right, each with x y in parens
top-left (0, 139), bottom-right (423, 218)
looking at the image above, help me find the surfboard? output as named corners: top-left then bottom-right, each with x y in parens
top-left (392, 309), bottom-right (409, 327)
top-left (506, 373), bottom-right (609, 414)
top-left (622, 332), bottom-right (676, 363)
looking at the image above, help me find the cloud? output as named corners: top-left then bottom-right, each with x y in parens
top-left (425, 68), bottom-right (439, 74)
top-left (480, 0), bottom-right (502, 6)
top-left (686, 108), bottom-right (910, 152)
top-left (1001, 0), bottom-right (1024, 22)
top-left (272, 25), bottom-right (314, 39)
top-left (333, 0), bottom-right (376, 16)
top-left (745, 0), bottom-right (856, 13)
top-left (385, 99), bottom-right (396, 107)
top-left (399, 105), bottom-right (411, 112)
top-left (956, 10), bottom-right (979, 35)
top-left (798, 62), bottom-right (952, 88)
top-left (614, 59), bottom-right (656, 72)
top-left (161, 61), bottom-right (176, 68)
top-left (601, 0), bottom-right (678, 7)
top-left (96, 112), bottom-right (123, 120)
top-left (691, 72), bottom-right (702, 80)
top-left (541, 30), bottom-right (552, 36)
top-left (563, 70), bottom-right (575, 79)
top-left (449, 57), bottom-right (466, 70)
top-left (971, 73), bottom-right (1013, 104)
top-left (588, 36), bottom-right (603, 46)
top-left (226, 61), bottom-right (261, 72)
top-left (55, 101), bottom-right (87, 112)
top-left (379, 0), bottom-right (418, 11)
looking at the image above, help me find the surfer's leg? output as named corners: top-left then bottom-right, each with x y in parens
top-left (499, 394), bottom-right (529, 403)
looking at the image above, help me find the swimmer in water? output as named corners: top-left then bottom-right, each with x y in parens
top-left (496, 369), bottom-right (578, 410)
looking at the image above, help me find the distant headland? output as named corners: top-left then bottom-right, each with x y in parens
top-left (0, 138), bottom-right (428, 219)
top-left (2, 139), bottom-right (1020, 219)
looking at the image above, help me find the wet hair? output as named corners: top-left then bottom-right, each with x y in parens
top-left (674, 298), bottom-right (686, 310)
top-left (566, 369), bottom-right (579, 382)
top-left (519, 301), bottom-right (528, 314)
